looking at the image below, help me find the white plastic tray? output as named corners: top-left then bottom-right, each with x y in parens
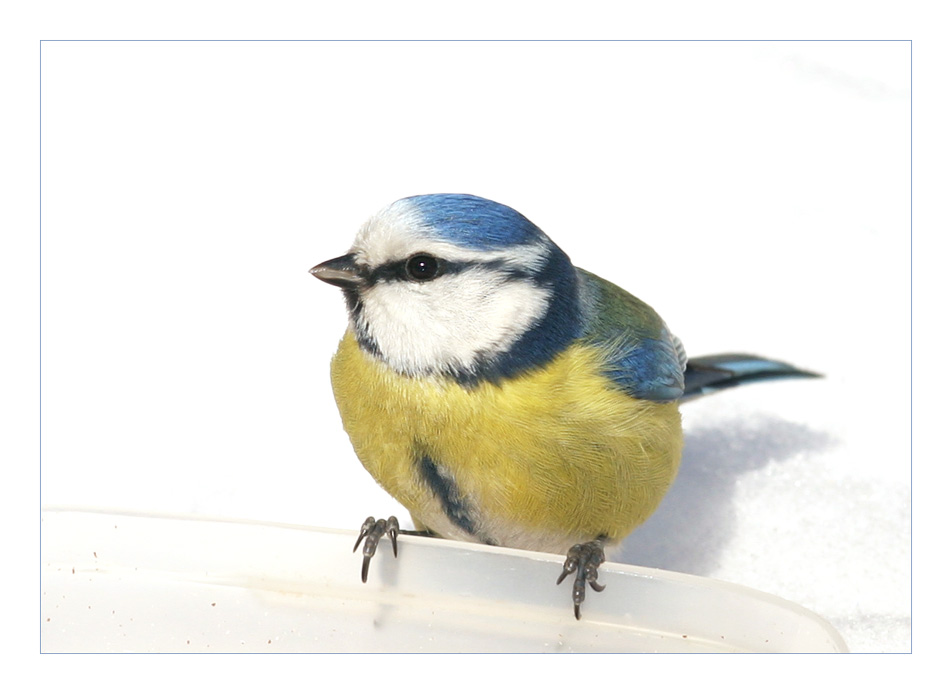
top-left (41, 508), bottom-right (847, 653)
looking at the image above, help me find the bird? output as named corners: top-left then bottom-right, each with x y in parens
top-left (310, 193), bottom-right (817, 619)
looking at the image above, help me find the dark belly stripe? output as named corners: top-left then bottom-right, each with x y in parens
top-left (416, 451), bottom-right (482, 539)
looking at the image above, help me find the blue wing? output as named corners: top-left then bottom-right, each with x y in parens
top-left (577, 269), bottom-right (686, 403)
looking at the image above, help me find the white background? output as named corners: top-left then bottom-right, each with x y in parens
top-left (37, 39), bottom-right (910, 652)
top-left (9, 0), bottom-right (948, 682)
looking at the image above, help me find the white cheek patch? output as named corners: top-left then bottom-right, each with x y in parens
top-left (356, 267), bottom-right (552, 376)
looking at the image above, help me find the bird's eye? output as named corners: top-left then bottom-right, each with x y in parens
top-left (405, 254), bottom-right (441, 281)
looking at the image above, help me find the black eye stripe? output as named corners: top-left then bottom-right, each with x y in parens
top-left (366, 257), bottom-right (535, 285)
top-left (369, 257), bottom-right (447, 284)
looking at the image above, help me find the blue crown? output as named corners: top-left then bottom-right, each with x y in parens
top-left (403, 194), bottom-right (548, 251)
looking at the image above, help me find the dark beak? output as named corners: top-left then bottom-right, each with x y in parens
top-left (309, 254), bottom-right (365, 288)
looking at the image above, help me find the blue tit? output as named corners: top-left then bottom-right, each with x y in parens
top-left (310, 193), bottom-right (817, 619)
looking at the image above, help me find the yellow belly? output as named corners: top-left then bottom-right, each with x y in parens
top-left (329, 331), bottom-right (683, 554)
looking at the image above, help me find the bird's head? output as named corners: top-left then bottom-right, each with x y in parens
top-left (311, 194), bottom-right (583, 383)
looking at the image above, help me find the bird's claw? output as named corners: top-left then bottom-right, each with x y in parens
top-left (556, 540), bottom-right (606, 620)
top-left (353, 515), bottom-right (400, 582)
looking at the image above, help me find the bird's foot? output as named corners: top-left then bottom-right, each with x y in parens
top-left (353, 515), bottom-right (401, 582)
top-left (556, 539), bottom-right (607, 620)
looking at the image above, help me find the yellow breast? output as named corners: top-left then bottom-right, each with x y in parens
top-left (329, 331), bottom-right (682, 554)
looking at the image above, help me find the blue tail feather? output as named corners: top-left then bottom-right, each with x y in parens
top-left (682, 354), bottom-right (820, 401)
